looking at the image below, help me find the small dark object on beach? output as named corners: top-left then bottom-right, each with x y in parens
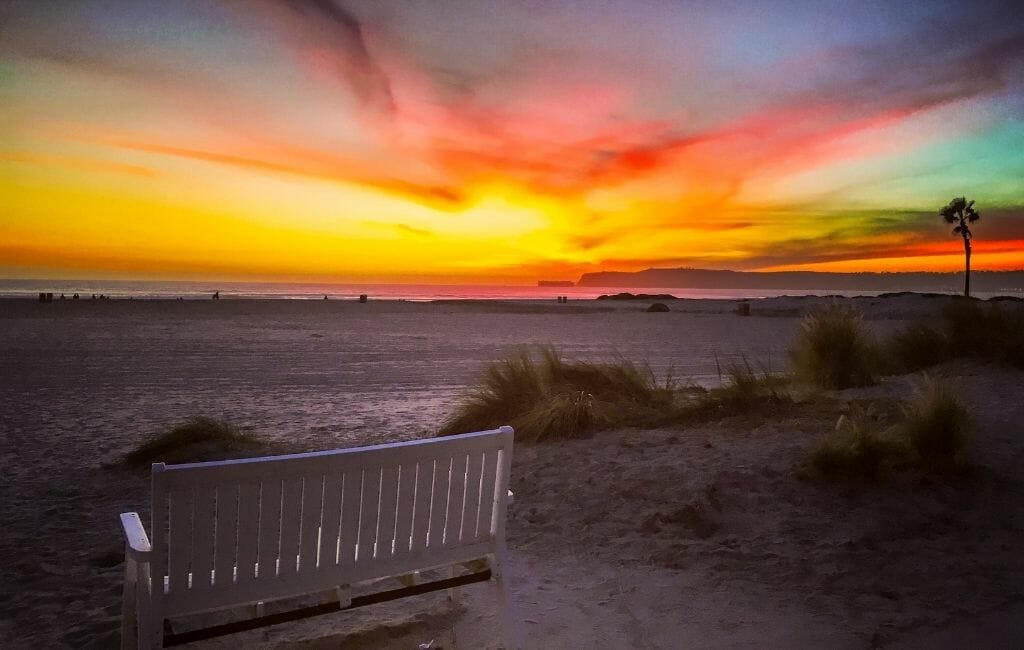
top-left (212, 291), bottom-right (220, 300)
top-left (597, 292), bottom-right (678, 301)
top-left (647, 302), bottom-right (670, 312)
top-left (359, 294), bottom-right (368, 303)
top-left (736, 302), bottom-right (750, 316)
top-left (323, 295), bottom-right (328, 300)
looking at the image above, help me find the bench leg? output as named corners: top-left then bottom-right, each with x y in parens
top-left (448, 565), bottom-right (457, 602)
top-left (494, 570), bottom-right (517, 649)
top-left (492, 549), bottom-right (520, 650)
top-left (124, 559), bottom-right (160, 649)
top-left (121, 553), bottom-right (138, 649)
top-left (139, 563), bottom-right (161, 649)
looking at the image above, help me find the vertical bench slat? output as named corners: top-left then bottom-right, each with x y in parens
top-left (493, 447), bottom-right (512, 543)
top-left (168, 489), bottom-right (193, 593)
top-left (393, 463), bottom-right (417, 557)
top-left (444, 453), bottom-right (469, 547)
top-left (191, 487), bottom-right (216, 591)
top-left (214, 485), bottom-right (239, 587)
top-left (410, 461), bottom-right (433, 552)
top-left (318, 473), bottom-right (343, 567)
top-left (299, 474), bottom-right (324, 573)
top-left (257, 479), bottom-right (283, 579)
top-left (477, 450), bottom-right (498, 540)
top-left (338, 471), bottom-right (362, 566)
top-left (235, 481), bottom-right (260, 585)
top-left (357, 466), bottom-right (382, 561)
top-left (462, 451), bottom-right (485, 543)
top-left (151, 486), bottom-right (168, 598)
top-left (277, 478), bottom-right (304, 576)
top-left (427, 457), bottom-right (452, 548)
top-left (377, 466), bottom-right (400, 558)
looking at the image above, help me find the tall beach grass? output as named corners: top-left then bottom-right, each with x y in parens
top-left (807, 408), bottom-right (904, 480)
top-left (438, 346), bottom-right (674, 442)
top-left (902, 377), bottom-right (971, 471)
top-left (885, 299), bottom-right (1024, 374)
top-left (117, 417), bottom-right (269, 468)
top-left (790, 305), bottom-right (876, 389)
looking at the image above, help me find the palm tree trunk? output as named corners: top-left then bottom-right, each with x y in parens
top-left (963, 234), bottom-right (971, 297)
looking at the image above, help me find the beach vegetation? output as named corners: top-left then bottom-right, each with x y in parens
top-left (714, 357), bottom-right (787, 407)
top-left (902, 377), bottom-right (971, 471)
top-left (672, 357), bottom-right (792, 422)
top-left (941, 298), bottom-right (1024, 368)
top-left (790, 305), bottom-right (876, 389)
top-left (806, 409), bottom-right (905, 480)
top-left (438, 346), bottom-right (673, 442)
top-left (117, 417), bottom-right (269, 468)
top-left (885, 321), bottom-right (950, 373)
top-left (884, 299), bottom-right (1024, 373)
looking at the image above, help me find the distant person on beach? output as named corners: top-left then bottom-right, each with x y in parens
top-left (212, 291), bottom-right (220, 300)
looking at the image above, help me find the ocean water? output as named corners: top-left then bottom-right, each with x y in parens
top-left (0, 279), bottom-right (1011, 301)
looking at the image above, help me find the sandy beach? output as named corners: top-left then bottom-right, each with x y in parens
top-left (1, 294), bottom-right (1022, 648)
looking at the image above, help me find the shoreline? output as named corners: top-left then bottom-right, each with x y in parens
top-left (2, 289), bottom-right (1021, 303)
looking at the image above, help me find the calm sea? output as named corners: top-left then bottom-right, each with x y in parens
top-left (0, 279), bottom-right (1016, 301)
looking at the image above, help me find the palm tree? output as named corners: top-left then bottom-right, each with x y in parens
top-left (940, 197), bottom-right (980, 297)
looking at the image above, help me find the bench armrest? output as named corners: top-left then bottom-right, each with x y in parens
top-left (120, 512), bottom-right (152, 561)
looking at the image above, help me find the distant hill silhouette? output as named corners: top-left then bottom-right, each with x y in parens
top-left (577, 268), bottom-right (1024, 292)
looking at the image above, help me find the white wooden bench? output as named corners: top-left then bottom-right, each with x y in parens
top-left (120, 426), bottom-right (515, 649)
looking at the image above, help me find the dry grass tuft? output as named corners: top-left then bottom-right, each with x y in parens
top-left (438, 346), bottom-right (672, 442)
top-left (884, 299), bottom-right (1024, 374)
top-left (118, 417), bottom-right (268, 468)
top-left (886, 322), bottom-right (950, 374)
top-left (805, 409), bottom-right (905, 480)
top-left (790, 305), bottom-right (876, 389)
top-left (902, 377), bottom-right (971, 471)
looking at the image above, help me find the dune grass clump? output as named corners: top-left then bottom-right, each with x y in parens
top-left (942, 299), bottom-right (1024, 368)
top-left (118, 417), bottom-right (266, 468)
top-left (714, 358), bottom-right (788, 408)
top-left (883, 299), bottom-right (1024, 375)
top-left (902, 378), bottom-right (970, 471)
top-left (886, 322), bottom-right (950, 374)
top-left (806, 410), bottom-right (904, 480)
top-left (671, 358), bottom-right (792, 424)
top-left (790, 305), bottom-right (876, 389)
top-left (438, 346), bottom-right (671, 442)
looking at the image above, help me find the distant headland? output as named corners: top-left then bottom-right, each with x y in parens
top-left (577, 267), bottom-right (1024, 293)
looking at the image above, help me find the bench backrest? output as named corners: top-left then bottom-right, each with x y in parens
top-left (149, 427), bottom-right (513, 617)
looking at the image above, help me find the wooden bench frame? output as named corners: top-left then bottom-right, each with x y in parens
top-left (120, 426), bottom-right (516, 649)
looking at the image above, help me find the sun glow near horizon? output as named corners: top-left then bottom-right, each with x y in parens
top-left (2, 0), bottom-right (1024, 283)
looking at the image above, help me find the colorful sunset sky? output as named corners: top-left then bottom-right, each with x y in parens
top-left (2, 0), bottom-right (1023, 283)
